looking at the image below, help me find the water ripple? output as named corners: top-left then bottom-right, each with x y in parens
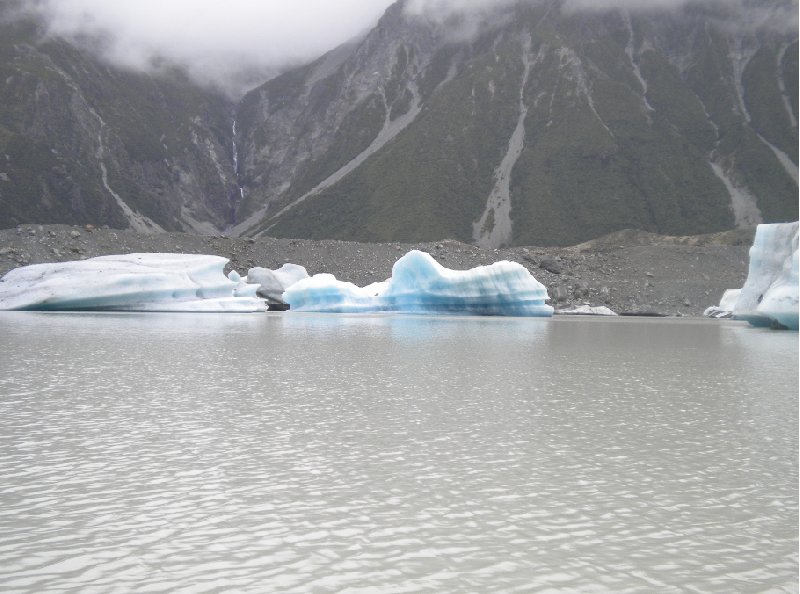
top-left (0, 313), bottom-right (797, 592)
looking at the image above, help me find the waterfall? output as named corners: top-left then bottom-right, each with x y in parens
top-left (231, 119), bottom-right (245, 200)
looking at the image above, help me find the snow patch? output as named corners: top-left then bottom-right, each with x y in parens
top-left (556, 305), bottom-right (617, 316)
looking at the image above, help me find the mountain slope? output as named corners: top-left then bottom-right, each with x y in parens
top-left (0, 13), bottom-right (238, 233)
top-left (0, 1), bottom-right (796, 246)
top-left (235, 0), bottom-right (798, 246)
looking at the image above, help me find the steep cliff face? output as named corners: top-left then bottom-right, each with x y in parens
top-left (234, 0), bottom-right (798, 246)
top-left (0, 15), bottom-right (238, 233)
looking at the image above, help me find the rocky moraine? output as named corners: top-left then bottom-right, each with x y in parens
top-left (0, 225), bottom-right (753, 317)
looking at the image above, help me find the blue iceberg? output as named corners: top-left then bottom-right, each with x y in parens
top-left (733, 222), bottom-right (798, 330)
top-left (0, 254), bottom-right (266, 312)
top-left (283, 250), bottom-right (553, 317)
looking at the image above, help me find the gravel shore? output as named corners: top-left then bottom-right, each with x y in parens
top-left (0, 224), bottom-right (755, 316)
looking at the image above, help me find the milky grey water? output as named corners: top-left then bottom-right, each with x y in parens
top-left (0, 313), bottom-right (797, 593)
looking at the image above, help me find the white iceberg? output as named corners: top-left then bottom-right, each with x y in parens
top-left (556, 305), bottom-right (618, 316)
top-left (703, 289), bottom-right (741, 319)
top-left (732, 222), bottom-right (798, 330)
top-left (247, 264), bottom-right (309, 305)
top-left (0, 254), bottom-right (266, 312)
top-left (283, 250), bottom-right (553, 317)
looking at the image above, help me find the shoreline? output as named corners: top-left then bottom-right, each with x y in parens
top-left (0, 225), bottom-right (754, 317)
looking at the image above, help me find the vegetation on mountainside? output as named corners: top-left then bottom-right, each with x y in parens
top-left (0, 12), bottom-right (237, 231)
top-left (743, 46), bottom-right (798, 162)
top-left (284, 92), bottom-right (388, 202)
top-left (782, 41), bottom-right (799, 122)
top-left (265, 33), bottom-right (527, 242)
top-left (268, 5), bottom-right (791, 246)
top-left (1, 1), bottom-right (796, 243)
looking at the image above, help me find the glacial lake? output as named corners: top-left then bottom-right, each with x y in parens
top-left (0, 312), bottom-right (797, 593)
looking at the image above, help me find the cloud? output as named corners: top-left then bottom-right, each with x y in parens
top-left (405, 0), bottom-right (518, 16)
top-left (15, 0), bottom-right (798, 94)
top-left (562, 0), bottom-right (689, 9)
top-left (23, 0), bottom-right (396, 95)
top-left (403, 0), bottom-right (693, 18)
top-left (407, 0), bottom-right (799, 22)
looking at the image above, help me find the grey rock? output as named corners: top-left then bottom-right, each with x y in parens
top-left (573, 282), bottom-right (590, 299)
top-left (539, 257), bottom-right (562, 275)
top-left (550, 285), bottom-right (567, 303)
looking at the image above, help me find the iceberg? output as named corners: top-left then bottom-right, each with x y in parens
top-left (247, 264), bottom-right (309, 306)
top-left (556, 305), bottom-right (618, 316)
top-left (703, 289), bottom-right (741, 319)
top-left (706, 223), bottom-right (800, 329)
top-left (732, 222), bottom-right (798, 330)
top-left (283, 250), bottom-right (553, 317)
top-left (0, 254), bottom-right (266, 312)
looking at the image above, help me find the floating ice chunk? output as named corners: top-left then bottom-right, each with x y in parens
top-left (703, 289), bottom-right (741, 319)
top-left (382, 251), bottom-right (552, 315)
top-left (247, 263), bottom-right (309, 304)
top-left (283, 274), bottom-right (390, 313)
top-left (284, 250), bottom-right (553, 317)
top-left (733, 222), bottom-right (798, 330)
top-left (0, 254), bottom-right (266, 312)
top-left (556, 305), bottom-right (617, 316)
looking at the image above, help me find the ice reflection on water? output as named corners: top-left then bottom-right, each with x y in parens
top-left (0, 313), bottom-right (797, 593)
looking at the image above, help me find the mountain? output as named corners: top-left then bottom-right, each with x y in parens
top-left (0, 10), bottom-right (238, 233)
top-left (234, 0), bottom-right (798, 246)
top-left (0, 0), bottom-right (797, 246)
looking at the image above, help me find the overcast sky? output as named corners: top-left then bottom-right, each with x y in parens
top-left (29, 0), bottom-right (396, 92)
top-left (22, 0), bottom-right (797, 94)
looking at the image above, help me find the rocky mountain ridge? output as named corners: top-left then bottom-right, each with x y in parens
top-left (0, 13), bottom-right (239, 234)
top-left (0, 1), bottom-right (797, 247)
top-left (235, 0), bottom-right (798, 246)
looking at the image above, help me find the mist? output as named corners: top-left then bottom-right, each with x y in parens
top-left (404, 0), bottom-right (695, 17)
top-left (15, 0), bottom-right (798, 95)
top-left (22, 0), bottom-right (395, 95)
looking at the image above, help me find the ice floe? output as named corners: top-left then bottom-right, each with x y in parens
top-left (706, 222), bottom-right (798, 329)
top-left (0, 254), bottom-right (266, 312)
top-left (246, 264), bottom-right (309, 306)
top-left (283, 250), bottom-right (553, 317)
top-left (556, 305), bottom-right (617, 316)
top-left (703, 289), bottom-right (741, 319)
